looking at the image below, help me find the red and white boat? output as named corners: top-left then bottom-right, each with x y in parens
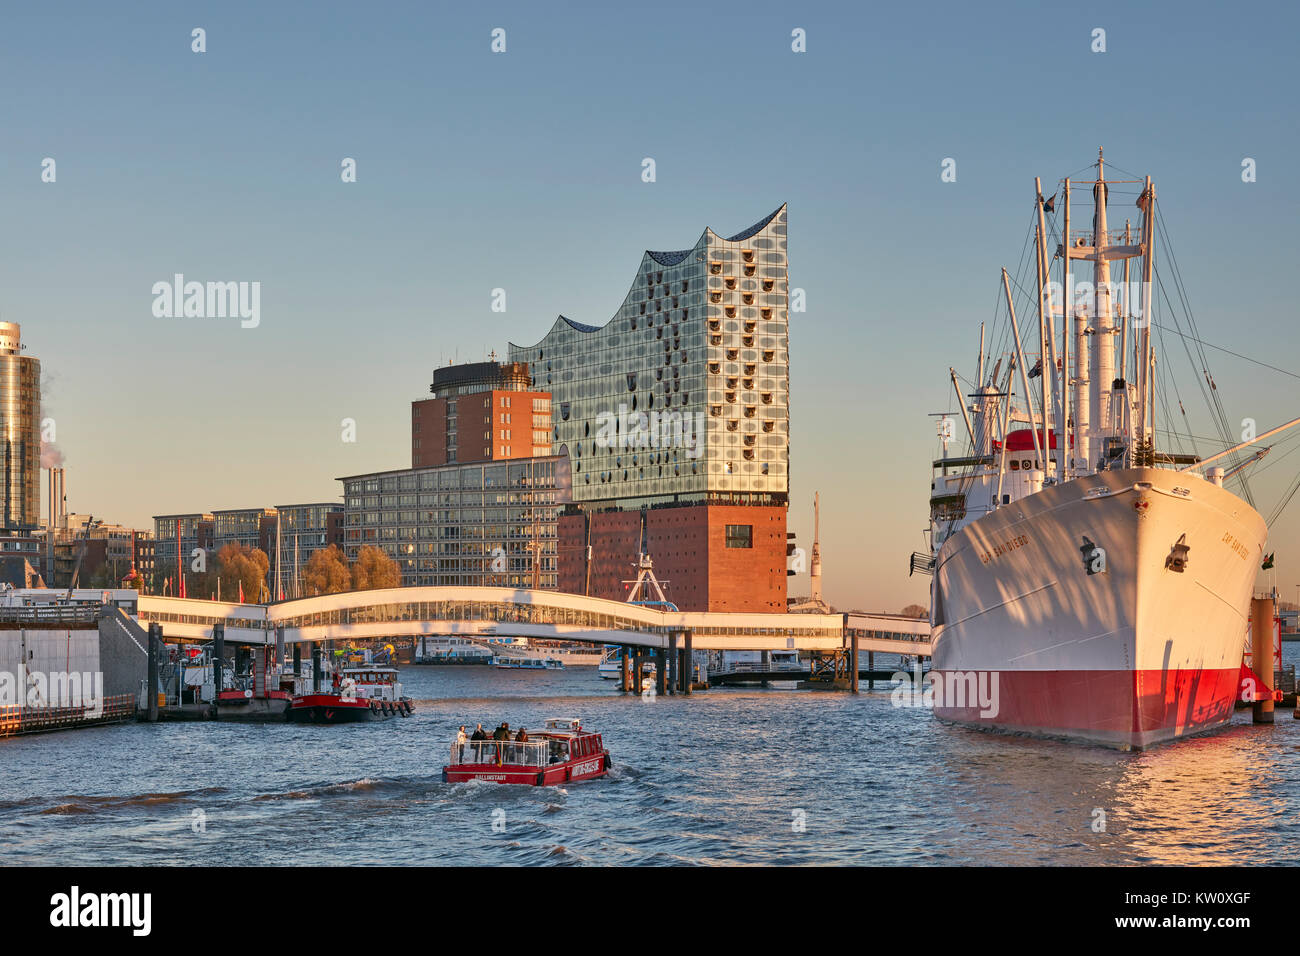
top-left (924, 150), bottom-right (1297, 749)
top-left (442, 718), bottom-right (612, 785)
top-left (289, 665), bottom-right (414, 723)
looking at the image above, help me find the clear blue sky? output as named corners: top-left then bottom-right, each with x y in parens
top-left (2, 0), bottom-right (1298, 610)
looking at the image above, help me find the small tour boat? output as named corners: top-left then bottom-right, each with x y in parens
top-left (442, 717), bottom-right (612, 785)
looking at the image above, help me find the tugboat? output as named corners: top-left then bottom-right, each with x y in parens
top-left (339, 662), bottom-right (415, 718)
top-left (288, 657), bottom-right (414, 723)
top-left (287, 674), bottom-right (375, 724)
top-left (442, 717), bottom-right (612, 785)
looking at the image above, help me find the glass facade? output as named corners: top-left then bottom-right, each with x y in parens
top-left (340, 456), bottom-right (568, 588)
top-left (152, 514), bottom-right (212, 571)
top-left (507, 206), bottom-right (790, 507)
top-left (272, 502), bottom-right (343, 598)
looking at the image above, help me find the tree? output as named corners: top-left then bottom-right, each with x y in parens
top-left (351, 545), bottom-right (401, 591)
top-left (301, 544), bottom-right (351, 596)
top-left (899, 604), bottom-right (928, 619)
top-left (217, 543), bottom-right (271, 604)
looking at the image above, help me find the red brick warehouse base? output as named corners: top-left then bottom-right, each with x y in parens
top-left (558, 504), bottom-right (787, 612)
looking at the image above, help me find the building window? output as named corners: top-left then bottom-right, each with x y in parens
top-left (725, 525), bottom-right (752, 549)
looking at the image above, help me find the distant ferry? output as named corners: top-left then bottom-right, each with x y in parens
top-left (492, 656), bottom-right (563, 670)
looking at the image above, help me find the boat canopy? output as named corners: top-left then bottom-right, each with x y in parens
top-left (544, 718), bottom-right (582, 731)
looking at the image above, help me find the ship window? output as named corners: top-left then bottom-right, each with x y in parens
top-left (1010, 460), bottom-right (1020, 471)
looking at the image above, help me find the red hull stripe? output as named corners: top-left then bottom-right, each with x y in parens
top-left (932, 667), bottom-right (1240, 747)
top-left (291, 695), bottom-right (370, 709)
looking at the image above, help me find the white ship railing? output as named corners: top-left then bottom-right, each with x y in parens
top-left (449, 739), bottom-right (558, 768)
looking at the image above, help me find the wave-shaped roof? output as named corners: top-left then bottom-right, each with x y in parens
top-left (725, 206), bottom-right (784, 242)
top-left (646, 249), bottom-right (692, 266)
top-left (559, 315), bottom-right (601, 333)
top-left (508, 205), bottom-right (785, 350)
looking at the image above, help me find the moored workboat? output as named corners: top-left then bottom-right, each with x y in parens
top-left (288, 665), bottom-right (414, 723)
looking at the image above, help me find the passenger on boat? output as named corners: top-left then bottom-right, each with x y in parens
top-left (470, 724), bottom-right (487, 762)
top-left (492, 723), bottom-right (510, 765)
top-left (456, 726), bottom-right (467, 762)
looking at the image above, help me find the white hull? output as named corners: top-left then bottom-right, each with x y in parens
top-left (932, 467), bottom-right (1265, 748)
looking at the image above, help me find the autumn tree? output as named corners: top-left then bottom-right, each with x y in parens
top-left (217, 543), bottom-right (271, 603)
top-left (899, 604), bottom-right (929, 619)
top-left (351, 545), bottom-right (401, 591)
top-left (301, 544), bottom-right (351, 596)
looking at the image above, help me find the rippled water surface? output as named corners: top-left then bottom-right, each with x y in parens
top-left (2, 648), bottom-right (1298, 866)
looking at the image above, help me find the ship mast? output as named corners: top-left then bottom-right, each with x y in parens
top-left (1034, 177), bottom-right (1059, 480)
top-left (809, 492), bottom-right (823, 607)
top-left (1089, 148), bottom-right (1116, 471)
top-left (1137, 174), bottom-right (1156, 463)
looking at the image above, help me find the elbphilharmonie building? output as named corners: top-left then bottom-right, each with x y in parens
top-left (508, 205), bottom-right (791, 611)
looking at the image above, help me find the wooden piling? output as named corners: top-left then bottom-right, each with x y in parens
top-left (620, 645), bottom-right (631, 692)
top-left (146, 623), bottom-right (160, 721)
top-left (1251, 596), bottom-right (1276, 724)
top-left (655, 648), bottom-right (667, 695)
top-left (212, 622), bottom-right (225, 709)
top-left (667, 631), bottom-right (678, 694)
top-left (683, 630), bottom-right (693, 695)
top-left (868, 650), bottom-right (874, 690)
top-left (850, 631), bottom-right (860, 694)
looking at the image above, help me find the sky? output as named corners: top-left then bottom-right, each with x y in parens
top-left (1, 0), bottom-right (1298, 611)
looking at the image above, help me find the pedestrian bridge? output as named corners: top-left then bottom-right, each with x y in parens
top-left (117, 587), bottom-right (932, 655)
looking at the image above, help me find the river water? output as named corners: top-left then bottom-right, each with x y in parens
top-left (2, 648), bottom-right (1298, 866)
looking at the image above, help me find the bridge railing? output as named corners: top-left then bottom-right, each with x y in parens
top-left (449, 739), bottom-right (554, 768)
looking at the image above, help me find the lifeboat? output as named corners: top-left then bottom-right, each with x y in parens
top-left (442, 718), bottom-right (612, 785)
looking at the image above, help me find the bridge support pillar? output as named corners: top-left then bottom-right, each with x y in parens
top-left (850, 631), bottom-right (860, 694)
top-left (682, 630), bottom-right (693, 695)
top-left (667, 632), bottom-right (677, 694)
top-left (655, 648), bottom-right (666, 696)
top-left (620, 645), bottom-right (631, 693)
top-left (867, 651), bottom-right (874, 690)
top-left (293, 642), bottom-right (301, 676)
top-left (761, 649), bottom-right (770, 688)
